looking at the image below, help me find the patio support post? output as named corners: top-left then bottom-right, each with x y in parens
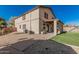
top-left (54, 20), bottom-right (57, 36)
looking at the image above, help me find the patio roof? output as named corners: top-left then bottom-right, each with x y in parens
top-left (43, 19), bottom-right (64, 24)
top-left (44, 20), bottom-right (54, 22)
top-left (43, 19), bottom-right (56, 23)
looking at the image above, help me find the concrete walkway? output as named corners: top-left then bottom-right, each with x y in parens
top-left (65, 44), bottom-right (79, 53)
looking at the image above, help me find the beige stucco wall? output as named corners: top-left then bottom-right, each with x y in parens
top-left (71, 28), bottom-right (79, 32)
top-left (63, 26), bottom-right (75, 32)
top-left (15, 9), bottom-right (40, 34)
top-left (39, 8), bottom-right (55, 20)
top-left (64, 26), bottom-right (79, 32)
top-left (15, 7), bottom-right (63, 34)
top-left (39, 7), bottom-right (55, 33)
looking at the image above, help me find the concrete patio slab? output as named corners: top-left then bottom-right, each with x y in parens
top-left (0, 32), bottom-right (78, 54)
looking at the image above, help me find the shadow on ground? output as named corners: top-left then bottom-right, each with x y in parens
top-left (0, 38), bottom-right (77, 54)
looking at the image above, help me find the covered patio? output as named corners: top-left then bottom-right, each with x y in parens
top-left (43, 19), bottom-right (58, 36)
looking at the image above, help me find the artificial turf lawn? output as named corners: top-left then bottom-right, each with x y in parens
top-left (51, 32), bottom-right (79, 46)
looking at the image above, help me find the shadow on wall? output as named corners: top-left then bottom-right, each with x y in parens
top-left (0, 38), bottom-right (77, 54)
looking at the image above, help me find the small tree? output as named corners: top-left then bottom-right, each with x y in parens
top-left (0, 18), bottom-right (6, 30)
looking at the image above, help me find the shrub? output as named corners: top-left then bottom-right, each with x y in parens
top-left (3, 27), bottom-right (12, 34)
top-left (12, 27), bottom-right (17, 32)
top-left (0, 27), bottom-right (17, 35)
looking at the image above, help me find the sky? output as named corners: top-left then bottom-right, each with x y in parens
top-left (0, 5), bottom-right (79, 25)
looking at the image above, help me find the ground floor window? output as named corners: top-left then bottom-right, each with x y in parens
top-left (19, 25), bottom-right (21, 29)
top-left (23, 24), bottom-right (26, 30)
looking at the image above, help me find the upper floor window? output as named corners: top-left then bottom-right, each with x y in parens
top-left (52, 17), bottom-right (54, 19)
top-left (44, 12), bottom-right (48, 19)
top-left (22, 14), bottom-right (26, 20)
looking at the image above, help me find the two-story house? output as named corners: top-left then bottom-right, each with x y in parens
top-left (15, 6), bottom-right (63, 35)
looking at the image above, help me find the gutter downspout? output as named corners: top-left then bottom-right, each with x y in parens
top-left (29, 13), bottom-right (31, 34)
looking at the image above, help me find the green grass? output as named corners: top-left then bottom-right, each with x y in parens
top-left (51, 32), bottom-right (79, 46)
